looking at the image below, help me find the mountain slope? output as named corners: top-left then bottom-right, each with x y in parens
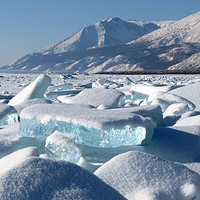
top-left (37, 17), bottom-right (160, 55)
top-left (129, 11), bottom-right (200, 48)
top-left (168, 52), bottom-right (200, 71)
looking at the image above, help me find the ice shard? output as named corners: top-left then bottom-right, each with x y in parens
top-left (45, 131), bottom-right (81, 163)
top-left (0, 104), bottom-right (18, 126)
top-left (8, 74), bottom-right (51, 106)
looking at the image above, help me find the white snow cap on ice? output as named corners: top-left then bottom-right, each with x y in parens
top-left (95, 151), bottom-right (200, 200)
top-left (131, 83), bottom-right (173, 95)
top-left (19, 104), bottom-right (156, 147)
top-left (20, 103), bottom-right (157, 131)
top-left (8, 74), bottom-right (51, 106)
top-left (170, 82), bottom-right (200, 111)
top-left (59, 88), bottom-right (125, 108)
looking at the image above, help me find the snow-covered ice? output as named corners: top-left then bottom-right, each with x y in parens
top-left (131, 82), bottom-right (173, 95)
top-left (19, 103), bottom-right (154, 147)
top-left (57, 88), bottom-right (125, 108)
top-left (95, 151), bottom-right (200, 200)
top-left (8, 74), bottom-right (51, 106)
top-left (170, 82), bottom-right (200, 111)
top-left (0, 147), bottom-right (39, 176)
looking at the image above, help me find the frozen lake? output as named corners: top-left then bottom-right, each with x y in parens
top-left (1, 72), bottom-right (200, 200)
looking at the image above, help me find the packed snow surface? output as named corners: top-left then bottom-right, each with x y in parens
top-left (58, 88), bottom-right (125, 108)
top-left (95, 151), bottom-right (200, 200)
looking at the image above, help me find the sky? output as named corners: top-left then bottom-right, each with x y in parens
top-left (0, 0), bottom-right (200, 67)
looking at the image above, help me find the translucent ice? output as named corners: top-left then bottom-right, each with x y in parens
top-left (45, 131), bottom-right (81, 163)
top-left (19, 104), bottom-right (154, 147)
top-left (0, 104), bottom-right (18, 126)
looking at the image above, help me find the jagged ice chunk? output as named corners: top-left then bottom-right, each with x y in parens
top-left (0, 104), bottom-right (17, 126)
top-left (45, 131), bottom-right (81, 163)
top-left (8, 74), bottom-right (51, 106)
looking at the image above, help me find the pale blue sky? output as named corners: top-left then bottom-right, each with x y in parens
top-left (0, 0), bottom-right (200, 67)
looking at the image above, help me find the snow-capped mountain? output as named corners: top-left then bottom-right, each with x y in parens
top-left (37, 17), bottom-right (160, 55)
top-left (129, 11), bottom-right (200, 48)
top-left (1, 12), bottom-right (200, 73)
top-left (168, 52), bottom-right (200, 71)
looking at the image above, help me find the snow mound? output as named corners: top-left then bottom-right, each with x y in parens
top-left (14, 98), bottom-right (52, 115)
top-left (0, 124), bottom-right (45, 159)
top-left (0, 157), bottom-right (126, 200)
top-left (8, 74), bottom-right (51, 106)
top-left (95, 151), bottom-right (200, 200)
top-left (0, 147), bottom-right (39, 176)
top-left (170, 82), bottom-right (200, 111)
top-left (131, 83), bottom-right (173, 95)
top-left (60, 88), bottom-right (125, 108)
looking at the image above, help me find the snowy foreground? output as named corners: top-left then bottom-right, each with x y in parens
top-left (1, 73), bottom-right (200, 199)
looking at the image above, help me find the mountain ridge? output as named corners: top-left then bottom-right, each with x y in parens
top-left (1, 12), bottom-right (200, 73)
top-left (36, 17), bottom-right (160, 55)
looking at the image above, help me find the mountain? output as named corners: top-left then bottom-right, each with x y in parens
top-left (168, 52), bottom-right (200, 71)
top-left (36, 17), bottom-right (160, 55)
top-left (1, 12), bottom-right (200, 73)
top-left (129, 11), bottom-right (200, 48)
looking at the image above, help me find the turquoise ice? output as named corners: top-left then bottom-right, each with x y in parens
top-left (19, 104), bottom-right (158, 148)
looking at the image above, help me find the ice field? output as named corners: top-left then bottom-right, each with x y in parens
top-left (1, 73), bottom-right (200, 199)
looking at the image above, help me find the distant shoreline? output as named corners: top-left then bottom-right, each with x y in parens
top-left (96, 70), bottom-right (200, 75)
top-left (0, 69), bottom-right (200, 75)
